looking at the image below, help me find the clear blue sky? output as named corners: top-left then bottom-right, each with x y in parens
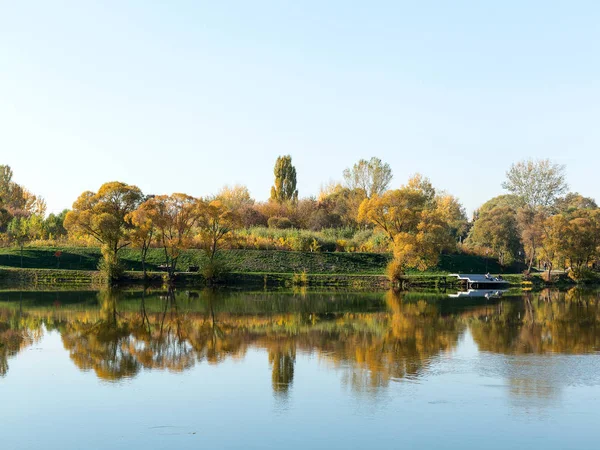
top-left (1, 1), bottom-right (599, 215)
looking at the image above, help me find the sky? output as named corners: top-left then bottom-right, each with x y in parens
top-left (1, 0), bottom-right (599, 215)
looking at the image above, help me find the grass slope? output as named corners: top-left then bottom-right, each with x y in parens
top-left (0, 247), bottom-right (521, 275)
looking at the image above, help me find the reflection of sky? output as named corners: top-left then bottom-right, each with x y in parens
top-left (2, 329), bottom-right (600, 449)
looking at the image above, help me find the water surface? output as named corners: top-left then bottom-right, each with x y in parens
top-left (1, 288), bottom-right (599, 449)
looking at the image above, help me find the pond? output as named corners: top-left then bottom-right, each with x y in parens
top-left (1, 287), bottom-right (600, 449)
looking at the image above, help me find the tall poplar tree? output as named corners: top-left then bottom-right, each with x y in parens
top-left (270, 155), bottom-right (298, 203)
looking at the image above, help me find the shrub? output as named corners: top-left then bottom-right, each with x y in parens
top-left (386, 258), bottom-right (405, 283)
top-left (568, 268), bottom-right (597, 283)
top-left (267, 217), bottom-right (293, 229)
top-left (239, 205), bottom-right (268, 227)
top-left (98, 247), bottom-right (124, 282)
top-left (292, 270), bottom-right (309, 286)
top-left (202, 259), bottom-right (227, 282)
top-left (321, 227), bottom-right (357, 240)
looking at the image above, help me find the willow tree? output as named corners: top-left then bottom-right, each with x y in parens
top-left (126, 200), bottom-right (156, 279)
top-left (270, 155), bottom-right (298, 203)
top-left (143, 193), bottom-right (202, 279)
top-left (358, 176), bottom-right (457, 279)
top-left (64, 182), bottom-right (144, 280)
top-left (358, 186), bottom-right (428, 241)
top-left (198, 200), bottom-right (241, 262)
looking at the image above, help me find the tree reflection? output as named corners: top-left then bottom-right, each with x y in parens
top-left (320, 290), bottom-right (463, 389)
top-left (469, 288), bottom-right (600, 354)
top-left (2, 287), bottom-right (600, 397)
top-left (0, 296), bottom-right (43, 377)
top-left (268, 342), bottom-right (296, 396)
top-left (62, 289), bottom-right (140, 381)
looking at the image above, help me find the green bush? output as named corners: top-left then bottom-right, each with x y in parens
top-left (202, 259), bottom-right (228, 282)
top-left (98, 247), bottom-right (124, 282)
top-left (267, 217), bottom-right (293, 229)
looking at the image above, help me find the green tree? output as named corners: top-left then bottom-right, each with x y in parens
top-left (270, 155), bottom-right (298, 203)
top-left (0, 165), bottom-right (46, 229)
top-left (468, 205), bottom-right (521, 268)
top-left (343, 157), bottom-right (392, 198)
top-left (553, 192), bottom-right (598, 215)
top-left (318, 183), bottom-right (366, 228)
top-left (502, 159), bottom-right (568, 209)
top-left (42, 210), bottom-right (69, 240)
top-left (7, 217), bottom-right (30, 267)
top-left (0, 165), bottom-right (16, 208)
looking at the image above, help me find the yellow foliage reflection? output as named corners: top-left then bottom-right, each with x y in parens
top-left (2, 287), bottom-right (600, 396)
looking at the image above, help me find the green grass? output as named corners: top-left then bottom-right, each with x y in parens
top-left (0, 266), bottom-right (106, 286)
top-left (0, 246), bottom-right (523, 276)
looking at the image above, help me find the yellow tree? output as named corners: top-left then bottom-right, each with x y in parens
top-left (561, 210), bottom-right (600, 279)
top-left (0, 165), bottom-right (46, 229)
top-left (198, 200), bottom-right (241, 262)
top-left (64, 182), bottom-right (144, 280)
top-left (359, 177), bottom-right (457, 279)
top-left (517, 208), bottom-right (546, 272)
top-left (126, 200), bottom-right (156, 278)
top-left (392, 209), bottom-right (455, 272)
top-left (143, 193), bottom-right (202, 278)
top-left (435, 193), bottom-right (468, 241)
top-left (358, 187), bottom-right (427, 241)
top-left (540, 213), bottom-right (568, 279)
top-left (215, 184), bottom-right (254, 210)
top-left (541, 210), bottom-right (600, 281)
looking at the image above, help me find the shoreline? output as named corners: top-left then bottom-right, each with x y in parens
top-left (0, 265), bottom-right (572, 290)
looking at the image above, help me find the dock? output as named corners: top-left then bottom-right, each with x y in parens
top-left (448, 274), bottom-right (510, 289)
top-left (447, 289), bottom-right (507, 299)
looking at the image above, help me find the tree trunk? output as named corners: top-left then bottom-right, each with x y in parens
top-left (527, 245), bottom-right (535, 273)
top-left (141, 246), bottom-right (147, 280)
top-left (211, 237), bottom-right (217, 262)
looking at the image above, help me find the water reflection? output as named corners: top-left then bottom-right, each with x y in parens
top-left (467, 289), bottom-right (600, 354)
top-left (1, 287), bottom-right (600, 395)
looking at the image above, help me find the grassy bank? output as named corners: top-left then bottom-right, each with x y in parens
top-left (0, 246), bottom-right (519, 274)
top-left (0, 267), bottom-right (106, 287)
top-left (0, 246), bottom-right (532, 288)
